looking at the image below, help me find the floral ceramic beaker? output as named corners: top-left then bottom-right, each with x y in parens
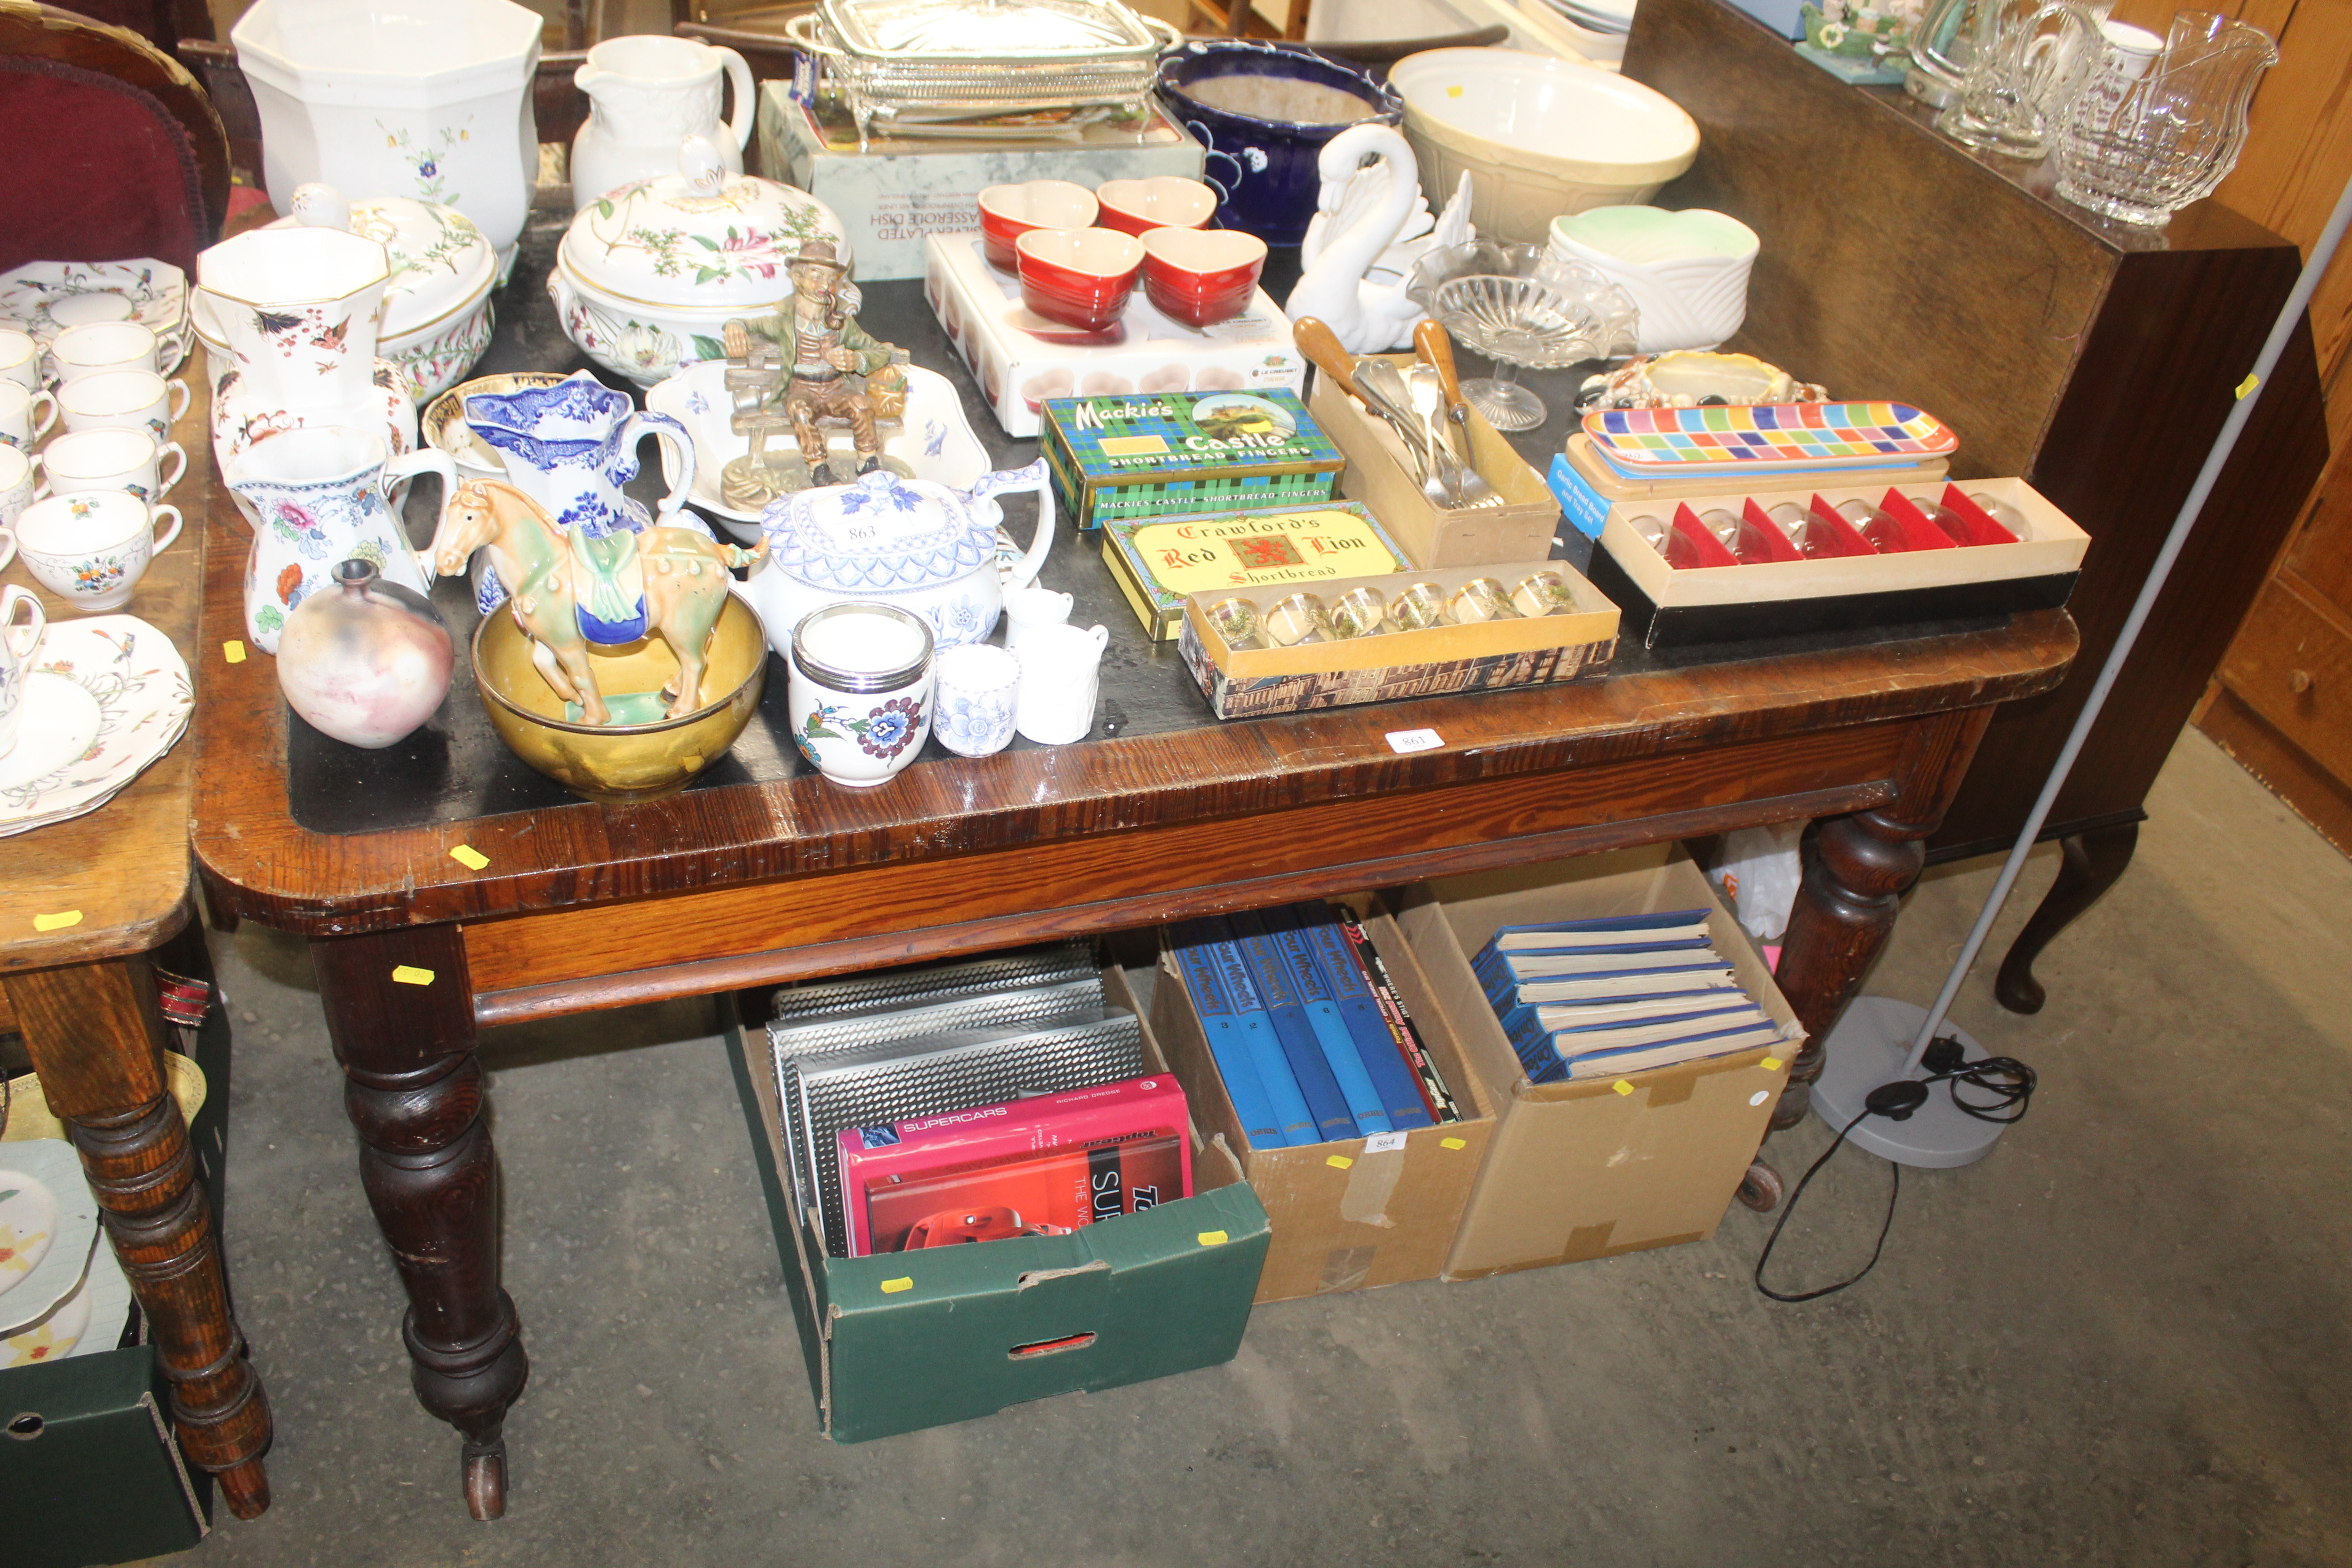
top-left (788, 602), bottom-right (934, 788)
top-left (227, 424), bottom-right (452, 653)
top-left (2050, 11), bottom-right (2276, 227)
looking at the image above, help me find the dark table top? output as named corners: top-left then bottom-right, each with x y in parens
top-left (284, 211), bottom-right (2006, 837)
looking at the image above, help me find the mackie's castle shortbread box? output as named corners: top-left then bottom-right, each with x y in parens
top-left (1043, 388), bottom-right (1343, 533)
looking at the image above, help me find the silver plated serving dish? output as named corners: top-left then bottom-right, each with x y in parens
top-left (784, 0), bottom-right (1178, 147)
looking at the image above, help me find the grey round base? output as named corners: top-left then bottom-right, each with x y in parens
top-left (1810, 995), bottom-right (2013, 1169)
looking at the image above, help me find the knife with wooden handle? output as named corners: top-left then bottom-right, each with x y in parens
top-left (1293, 317), bottom-right (1367, 407)
top-left (1414, 318), bottom-right (1472, 461)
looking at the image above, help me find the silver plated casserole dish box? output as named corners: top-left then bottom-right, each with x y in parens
top-left (785, 0), bottom-right (1177, 145)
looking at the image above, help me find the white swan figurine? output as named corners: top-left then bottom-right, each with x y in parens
top-left (1286, 122), bottom-right (1475, 356)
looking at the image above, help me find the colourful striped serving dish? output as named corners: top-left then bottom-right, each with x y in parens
top-left (1582, 402), bottom-right (1959, 475)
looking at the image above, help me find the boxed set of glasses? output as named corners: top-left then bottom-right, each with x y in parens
top-left (1176, 559), bottom-right (1621, 720)
top-left (1585, 475), bottom-right (2091, 649)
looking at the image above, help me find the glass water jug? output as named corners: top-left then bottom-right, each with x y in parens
top-left (2049, 10), bottom-right (2278, 227)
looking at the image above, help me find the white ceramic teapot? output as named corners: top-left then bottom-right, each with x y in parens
top-left (747, 461), bottom-right (1054, 659)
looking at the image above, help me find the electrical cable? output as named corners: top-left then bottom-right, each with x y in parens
top-left (1754, 1044), bottom-right (2035, 1302)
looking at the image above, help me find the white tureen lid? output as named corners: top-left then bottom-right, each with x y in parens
top-left (267, 183), bottom-right (497, 338)
top-left (557, 137), bottom-right (853, 310)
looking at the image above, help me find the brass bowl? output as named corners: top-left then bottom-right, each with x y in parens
top-left (472, 594), bottom-right (769, 804)
top-left (422, 371), bottom-right (571, 480)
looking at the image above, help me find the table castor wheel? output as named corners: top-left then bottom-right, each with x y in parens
top-left (1736, 1156), bottom-right (1784, 1212)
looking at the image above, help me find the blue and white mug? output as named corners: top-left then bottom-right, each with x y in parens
top-left (933, 642), bottom-right (1020, 758)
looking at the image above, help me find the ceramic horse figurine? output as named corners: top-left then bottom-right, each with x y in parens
top-left (430, 478), bottom-right (764, 723)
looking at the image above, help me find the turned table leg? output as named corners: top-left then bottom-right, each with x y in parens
top-left (1994, 820), bottom-right (2139, 1015)
top-left (3, 956), bottom-right (273, 1519)
top-left (311, 924), bottom-right (526, 1521)
top-left (1772, 709), bottom-right (1994, 1132)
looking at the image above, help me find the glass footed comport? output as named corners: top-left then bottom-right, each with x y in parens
top-left (2049, 10), bottom-right (2276, 227)
top-left (1407, 240), bottom-right (1637, 432)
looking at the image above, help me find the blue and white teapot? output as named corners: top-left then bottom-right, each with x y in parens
top-left (746, 461), bottom-right (1054, 658)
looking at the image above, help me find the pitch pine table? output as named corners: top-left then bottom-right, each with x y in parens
top-left (191, 464), bottom-right (2073, 1517)
top-left (0, 401), bottom-right (272, 1518)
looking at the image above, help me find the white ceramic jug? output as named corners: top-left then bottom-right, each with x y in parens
top-left (570, 35), bottom-right (755, 211)
top-left (194, 225), bottom-right (420, 489)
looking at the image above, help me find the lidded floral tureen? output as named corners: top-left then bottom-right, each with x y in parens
top-left (745, 460), bottom-right (1054, 658)
top-left (246, 183), bottom-right (500, 402)
top-left (550, 136), bottom-right (852, 387)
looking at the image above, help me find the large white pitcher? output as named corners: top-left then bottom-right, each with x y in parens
top-left (569, 35), bottom-right (755, 211)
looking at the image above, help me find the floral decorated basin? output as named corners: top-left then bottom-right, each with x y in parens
top-left (549, 138), bottom-right (851, 386)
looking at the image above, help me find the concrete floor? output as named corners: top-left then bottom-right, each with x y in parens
top-left (185, 728), bottom-right (2352, 1567)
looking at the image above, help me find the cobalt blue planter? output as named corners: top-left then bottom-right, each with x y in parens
top-left (1155, 42), bottom-right (1403, 249)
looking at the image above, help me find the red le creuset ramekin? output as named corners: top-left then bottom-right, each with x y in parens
top-left (1014, 228), bottom-right (1146, 332)
top-left (1139, 227), bottom-right (1268, 328)
top-left (1093, 176), bottom-right (1219, 238)
top-left (976, 180), bottom-right (1099, 271)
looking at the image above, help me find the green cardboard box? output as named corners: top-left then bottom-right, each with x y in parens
top-left (0, 1348), bottom-right (210, 1566)
top-left (1042, 389), bottom-right (1343, 533)
top-left (726, 968), bottom-right (1271, 1442)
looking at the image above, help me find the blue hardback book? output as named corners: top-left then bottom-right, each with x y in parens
top-left (1230, 911), bottom-right (1359, 1142)
top-left (1290, 902), bottom-right (1433, 1131)
top-left (1551, 1016), bottom-right (1785, 1083)
top-left (1166, 920), bottom-right (1287, 1148)
top-left (1501, 1000), bottom-right (1763, 1078)
top-left (1198, 921), bottom-right (1321, 1147)
top-left (1478, 951), bottom-right (1736, 1013)
top-left (1485, 910), bottom-right (1715, 952)
top-left (1266, 908), bottom-right (1393, 1136)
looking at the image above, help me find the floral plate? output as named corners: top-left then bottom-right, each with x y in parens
top-left (644, 361), bottom-right (991, 537)
top-left (0, 616), bottom-right (192, 838)
top-left (0, 1222), bottom-right (130, 1367)
top-left (0, 1139), bottom-right (98, 1338)
top-left (0, 259), bottom-right (191, 377)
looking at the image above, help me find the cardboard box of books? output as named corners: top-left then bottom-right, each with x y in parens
top-left (1391, 844), bottom-right (1803, 1280)
top-left (1150, 900), bottom-right (1495, 1304)
top-left (725, 964), bottom-right (1270, 1443)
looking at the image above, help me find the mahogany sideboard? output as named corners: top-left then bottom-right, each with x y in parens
top-left (1626, 0), bottom-right (2332, 1011)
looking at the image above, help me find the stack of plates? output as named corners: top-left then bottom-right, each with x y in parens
top-left (0, 258), bottom-right (192, 378)
top-left (1533, 0), bottom-right (1636, 37)
top-left (0, 616), bottom-right (193, 839)
top-left (0, 1137), bottom-right (134, 1367)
